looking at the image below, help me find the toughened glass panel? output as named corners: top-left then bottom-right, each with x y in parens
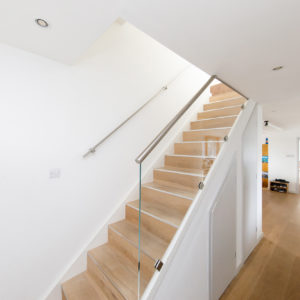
top-left (138, 163), bottom-right (142, 299)
top-left (136, 78), bottom-right (245, 297)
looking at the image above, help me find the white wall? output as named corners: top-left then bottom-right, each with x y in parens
top-left (263, 132), bottom-right (298, 193)
top-left (0, 21), bottom-right (211, 300)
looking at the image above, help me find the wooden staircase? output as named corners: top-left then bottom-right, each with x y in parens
top-left (62, 83), bottom-right (246, 300)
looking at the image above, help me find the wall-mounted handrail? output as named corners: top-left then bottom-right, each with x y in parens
top-left (83, 65), bottom-right (191, 158)
top-left (135, 75), bottom-right (216, 164)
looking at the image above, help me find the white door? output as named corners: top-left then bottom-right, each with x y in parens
top-left (210, 161), bottom-right (237, 300)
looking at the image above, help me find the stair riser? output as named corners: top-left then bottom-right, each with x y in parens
top-left (197, 106), bottom-right (241, 119)
top-left (154, 169), bottom-right (204, 190)
top-left (174, 142), bottom-right (222, 156)
top-left (210, 83), bottom-right (233, 96)
top-left (87, 255), bottom-right (125, 300)
top-left (191, 116), bottom-right (236, 130)
top-left (142, 186), bottom-right (191, 214)
top-left (165, 155), bottom-right (214, 171)
top-left (209, 91), bottom-right (240, 102)
top-left (183, 128), bottom-right (230, 141)
top-left (125, 205), bottom-right (176, 243)
top-left (204, 98), bottom-right (245, 111)
top-left (108, 228), bottom-right (154, 281)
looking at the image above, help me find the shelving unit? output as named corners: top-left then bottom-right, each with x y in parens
top-left (270, 180), bottom-right (289, 193)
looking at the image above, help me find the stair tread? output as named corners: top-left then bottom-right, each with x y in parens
top-left (198, 104), bottom-right (241, 113)
top-left (193, 114), bottom-right (238, 121)
top-left (176, 141), bottom-right (224, 144)
top-left (174, 141), bottom-right (222, 158)
top-left (143, 182), bottom-right (197, 200)
top-left (110, 219), bottom-right (168, 259)
top-left (190, 116), bottom-right (236, 130)
top-left (188, 127), bottom-right (232, 131)
top-left (197, 105), bottom-right (242, 120)
top-left (210, 83), bottom-right (233, 96)
top-left (204, 97), bottom-right (246, 111)
top-left (183, 127), bottom-right (230, 140)
top-left (128, 199), bottom-right (184, 227)
top-left (156, 166), bottom-right (208, 176)
top-left (89, 244), bottom-right (147, 300)
top-left (209, 91), bottom-right (241, 102)
top-left (62, 272), bottom-right (108, 300)
top-left (166, 154), bottom-right (216, 158)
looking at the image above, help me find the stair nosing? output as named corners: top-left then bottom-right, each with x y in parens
top-left (166, 154), bottom-right (216, 159)
top-left (109, 225), bottom-right (155, 261)
top-left (142, 183), bottom-right (194, 201)
top-left (185, 127), bottom-right (231, 132)
top-left (126, 203), bottom-right (179, 229)
top-left (155, 167), bottom-right (206, 177)
top-left (176, 141), bottom-right (224, 144)
top-left (206, 95), bottom-right (244, 104)
top-left (192, 115), bottom-right (238, 122)
top-left (199, 104), bottom-right (242, 113)
top-left (87, 251), bottom-right (128, 300)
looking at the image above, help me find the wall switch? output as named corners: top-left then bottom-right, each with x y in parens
top-left (49, 168), bottom-right (61, 179)
top-left (286, 154), bottom-right (294, 158)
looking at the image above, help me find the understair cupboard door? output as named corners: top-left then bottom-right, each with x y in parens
top-left (210, 159), bottom-right (237, 300)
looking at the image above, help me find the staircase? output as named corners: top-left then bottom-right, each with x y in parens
top-left (62, 83), bottom-right (246, 300)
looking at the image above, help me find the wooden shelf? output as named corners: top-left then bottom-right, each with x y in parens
top-left (270, 180), bottom-right (289, 193)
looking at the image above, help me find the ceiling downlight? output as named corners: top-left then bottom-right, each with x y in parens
top-left (35, 19), bottom-right (49, 28)
top-left (272, 66), bottom-right (283, 71)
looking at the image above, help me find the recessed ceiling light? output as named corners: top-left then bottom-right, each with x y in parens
top-left (272, 66), bottom-right (283, 71)
top-left (35, 18), bottom-right (49, 28)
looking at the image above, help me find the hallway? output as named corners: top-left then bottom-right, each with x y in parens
top-left (221, 190), bottom-right (300, 300)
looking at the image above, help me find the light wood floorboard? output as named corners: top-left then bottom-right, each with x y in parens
top-left (220, 190), bottom-right (300, 300)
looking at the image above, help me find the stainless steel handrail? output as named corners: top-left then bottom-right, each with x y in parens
top-left (135, 75), bottom-right (216, 164)
top-left (83, 87), bottom-right (166, 158)
top-left (83, 65), bottom-right (191, 158)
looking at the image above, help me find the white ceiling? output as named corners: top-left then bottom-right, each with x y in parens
top-left (0, 0), bottom-right (121, 63)
top-left (1, 0), bottom-right (300, 134)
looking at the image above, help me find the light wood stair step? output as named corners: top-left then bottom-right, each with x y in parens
top-left (197, 105), bottom-right (242, 119)
top-left (62, 272), bottom-right (109, 300)
top-left (126, 204), bottom-right (177, 243)
top-left (142, 184), bottom-right (191, 214)
top-left (190, 115), bottom-right (237, 130)
top-left (86, 255), bottom-right (125, 300)
top-left (109, 219), bottom-right (168, 259)
top-left (204, 97), bottom-right (246, 111)
top-left (210, 83), bottom-right (233, 96)
top-left (209, 91), bottom-right (240, 102)
top-left (183, 128), bottom-right (230, 141)
top-left (142, 181), bottom-right (197, 200)
top-left (88, 244), bottom-right (148, 300)
top-left (153, 167), bottom-right (205, 190)
top-left (128, 198), bottom-right (186, 227)
top-left (165, 154), bottom-right (214, 170)
top-left (107, 227), bottom-right (154, 283)
top-left (174, 141), bottom-right (223, 156)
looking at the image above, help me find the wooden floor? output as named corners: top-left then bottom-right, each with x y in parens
top-left (221, 189), bottom-right (300, 300)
